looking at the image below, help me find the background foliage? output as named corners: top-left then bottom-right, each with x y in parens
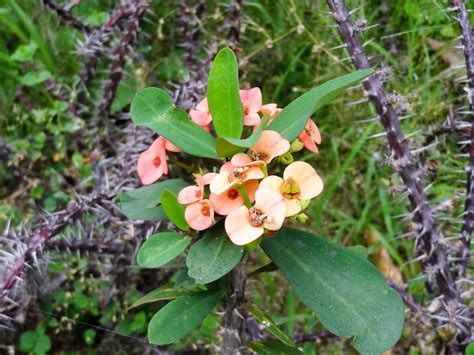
top-left (0, 0), bottom-right (473, 353)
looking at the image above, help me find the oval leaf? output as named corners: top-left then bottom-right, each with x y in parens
top-left (207, 47), bottom-right (244, 138)
top-left (161, 190), bottom-right (189, 231)
top-left (186, 224), bottom-right (243, 284)
top-left (261, 228), bottom-right (404, 354)
top-left (130, 284), bottom-right (189, 309)
top-left (148, 289), bottom-right (222, 345)
top-left (268, 69), bottom-right (373, 140)
top-left (137, 233), bottom-right (191, 268)
top-left (120, 192), bottom-right (166, 221)
top-left (124, 179), bottom-right (188, 208)
top-left (131, 87), bottom-right (217, 158)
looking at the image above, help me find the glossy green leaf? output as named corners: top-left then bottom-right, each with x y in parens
top-left (120, 179), bottom-right (188, 221)
top-left (131, 88), bottom-right (217, 158)
top-left (161, 190), bottom-right (189, 231)
top-left (247, 340), bottom-right (302, 355)
top-left (207, 47), bottom-right (244, 138)
top-left (120, 192), bottom-right (166, 221)
top-left (261, 228), bottom-right (404, 354)
top-left (216, 115), bottom-right (269, 157)
top-left (20, 70), bottom-right (51, 86)
top-left (130, 284), bottom-right (189, 309)
top-left (186, 224), bottom-right (243, 284)
top-left (11, 42), bottom-right (38, 62)
top-left (268, 69), bottom-right (373, 140)
top-left (123, 179), bottom-right (188, 208)
top-left (247, 305), bottom-right (295, 347)
top-left (137, 233), bottom-right (191, 268)
top-left (148, 289), bottom-right (222, 345)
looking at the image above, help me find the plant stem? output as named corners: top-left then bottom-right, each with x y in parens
top-left (222, 254), bottom-right (248, 355)
top-left (236, 184), bottom-right (252, 208)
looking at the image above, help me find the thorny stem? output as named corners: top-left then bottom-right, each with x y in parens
top-left (0, 193), bottom-right (113, 305)
top-left (448, 0), bottom-right (474, 281)
top-left (222, 254), bottom-right (248, 355)
top-left (43, 0), bottom-right (91, 32)
top-left (325, 0), bottom-right (470, 349)
top-left (97, 0), bottom-right (148, 118)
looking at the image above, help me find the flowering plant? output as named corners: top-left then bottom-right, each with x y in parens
top-left (123, 48), bottom-right (404, 353)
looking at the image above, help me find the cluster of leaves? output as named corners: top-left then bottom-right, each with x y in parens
top-left (123, 47), bottom-right (405, 353)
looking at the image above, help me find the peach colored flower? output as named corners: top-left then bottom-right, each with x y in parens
top-left (248, 130), bottom-right (290, 164)
top-left (190, 98), bottom-right (212, 127)
top-left (210, 180), bottom-right (258, 215)
top-left (185, 199), bottom-right (214, 231)
top-left (178, 173), bottom-right (217, 231)
top-left (137, 137), bottom-right (168, 185)
top-left (259, 103), bottom-right (282, 123)
top-left (260, 161), bottom-right (324, 216)
top-left (210, 153), bottom-right (265, 195)
top-left (298, 119), bottom-right (321, 153)
top-left (225, 189), bottom-right (286, 245)
top-left (240, 88), bottom-right (262, 126)
top-left (177, 173), bottom-right (215, 204)
top-left (164, 139), bottom-right (182, 153)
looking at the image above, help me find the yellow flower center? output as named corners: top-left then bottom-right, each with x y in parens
top-left (281, 177), bottom-right (300, 199)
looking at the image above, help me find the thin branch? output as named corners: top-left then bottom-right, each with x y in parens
top-left (43, 0), bottom-right (92, 32)
top-left (97, 0), bottom-right (148, 118)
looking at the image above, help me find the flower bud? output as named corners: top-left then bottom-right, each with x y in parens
top-left (299, 199), bottom-right (311, 211)
top-left (290, 138), bottom-right (304, 153)
top-left (295, 212), bottom-right (309, 224)
top-left (279, 152), bottom-right (294, 165)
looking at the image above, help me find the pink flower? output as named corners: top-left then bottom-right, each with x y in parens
top-left (178, 173), bottom-right (217, 231)
top-left (210, 153), bottom-right (265, 195)
top-left (190, 98), bottom-right (212, 127)
top-left (137, 137), bottom-right (168, 185)
top-left (164, 139), bottom-right (182, 153)
top-left (184, 199), bottom-right (214, 231)
top-left (210, 180), bottom-right (258, 215)
top-left (259, 103), bottom-right (282, 123)
top-left (225, 189), bottom-right (286, 245)
top-left (298, 119), bottom-right (321, 153)
top-left (260, 161), bottom-right (323, 216)
top-left (240, 88), bottom-right (262, 126)
top-left (248, 130), bottom-right (290, 164)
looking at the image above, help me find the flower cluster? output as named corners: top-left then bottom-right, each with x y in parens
top-left (137, 88), bottom-right (323, 245)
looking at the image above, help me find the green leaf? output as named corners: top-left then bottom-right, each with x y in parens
top-left (20, 70), bottom-right (52, 86)
top-left (247, 340), bottom-right (302, 354)
top-left (161, 190), bottom-right (189, 231)
top-left (148, 289), bottom-right (222, 345)
top-left (137, 233), bottom-right (191, 268)
top-left (247, 305), bottom-right (295, 347)
top-left (20, 331), bottom-right (51, 354)
top-left (465, 343), bottom-right (474, 355)
top-left (120, 179), bottom-right (188, 220)
top-left (216, 115), bottom-right (269, 157)
top-left (120, 192), bottom-right (166, 221)
top-left (207, 47), bottom-right (244, 138)
top-left (268, 69), bottom-right (373, 140)
top-left (11, 42), bottom-right (38, 62)
top-left (186, 224), bottom-right (243, 284)
top-left (261, 228), bottom-right (404, 354)
top-left (130, 284), bottom-right (189, 309)
top-left (124, 179), bottom-right (188, 208)
top-left (131, 87), bottom-right (217, 158)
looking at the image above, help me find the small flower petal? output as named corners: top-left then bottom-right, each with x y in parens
top-left (178, 185), bottom-right (202, 204)
top-left (259, 175), bottom-right (284, 192)
top-left (185, 200), bottom-right (214, 231)
top-left (284, 161), bottom-right (324, 200)
top-left (254, 189), bottom-right (286, 230)
top-left (225, 205), bottom-right (263, 245)
top-left (284, 198), bottom-right (301, 217)
top-left (250, 130), bottom-right (290, 164)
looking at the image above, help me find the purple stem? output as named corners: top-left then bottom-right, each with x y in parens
top-left (448, 0), bottom-right (474, 280)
